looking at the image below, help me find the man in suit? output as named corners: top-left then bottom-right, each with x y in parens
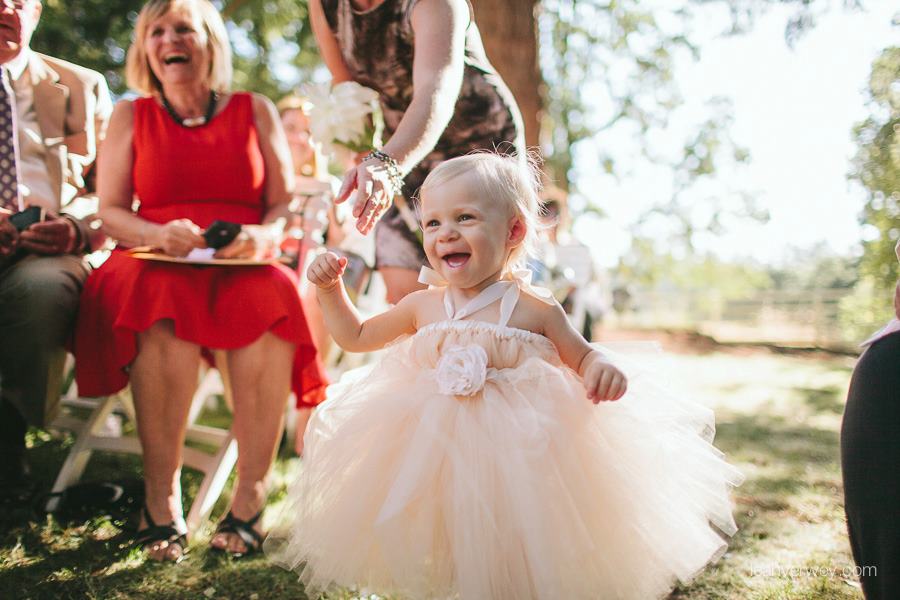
top-left (0, 0), bottom-right (112, 498)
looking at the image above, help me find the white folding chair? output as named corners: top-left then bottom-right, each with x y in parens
top-left (48, 352), bottom-right (238, 531)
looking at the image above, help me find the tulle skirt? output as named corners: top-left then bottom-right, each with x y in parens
top-left (266, 332), bottom-right (744, 600)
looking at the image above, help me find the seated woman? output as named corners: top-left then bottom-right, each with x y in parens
top-left (278, 96), bottom-right (374, 454)
top-left (73, 0), bottom-right (328, 562)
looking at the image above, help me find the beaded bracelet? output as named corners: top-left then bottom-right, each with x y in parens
top-left (365, 149), bottom-right (405, 196)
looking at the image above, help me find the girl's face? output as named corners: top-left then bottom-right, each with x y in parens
top-left (421, 173), bottom-right (520, 291)
top-left (281, 108), bottom-right (316, 169)
top-left (145, 6), bottom-right (210, 90)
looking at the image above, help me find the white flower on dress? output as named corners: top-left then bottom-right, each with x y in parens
top-left (302, 81), bottom-right (382, 155)
top-left (436, 345), bottom-right (490, 397)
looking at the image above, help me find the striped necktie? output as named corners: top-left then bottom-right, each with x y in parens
top-left (0, 67), bottom-right (21, 212)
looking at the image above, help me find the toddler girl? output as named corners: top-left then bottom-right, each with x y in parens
top-left (267, 153), bottom-right (743, 599)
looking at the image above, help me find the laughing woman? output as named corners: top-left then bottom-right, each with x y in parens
top-left (73, 0), bottom-right (328, 561)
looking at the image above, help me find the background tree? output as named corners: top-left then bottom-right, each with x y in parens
top-left (33, 0), bottom-right (319, 99)
top-left (33, 0), bottom-right (142, 92)
top-left (852, 45), bottom-right (900, 294)
top-left (471, 0), bottom-right (541, 148)
top-left (34, 0), bottom-right (853, 262)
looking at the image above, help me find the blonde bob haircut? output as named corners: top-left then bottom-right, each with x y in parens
top-left (125, 0), bottom-right (232, 95)
top-left (419, 152), bottom-right (543, 272)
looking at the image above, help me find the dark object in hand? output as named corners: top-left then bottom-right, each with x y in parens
top-left (9, 206), bottom-right (45, 231)
top-left (203, 220), bottom-right (241, 249)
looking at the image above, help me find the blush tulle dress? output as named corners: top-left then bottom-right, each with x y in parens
top-left (266, 270), bottom-right (744, 600)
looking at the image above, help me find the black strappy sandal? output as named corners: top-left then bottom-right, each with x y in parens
top-left (133, 505), bottom-right (189, 563)
top-left (211, 510), bottom-right (264, 558)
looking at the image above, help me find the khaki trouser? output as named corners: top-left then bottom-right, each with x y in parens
top-left (0, 253), bottom-right (90, 427)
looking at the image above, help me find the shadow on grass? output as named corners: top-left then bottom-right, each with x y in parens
top-left (795, 385), bottom-right (846, 415)
top-left (716, 412), bottom-right (839, 468)
top-left (0, 432), bottom-right (263, 600)
top-left (0, 542), bottom-right (310, 599)
top-left (0, 512), bottom-right (310, 600)
top-left (708, 412), bottom-right (842, 548)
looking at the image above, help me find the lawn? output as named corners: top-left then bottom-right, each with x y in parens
top-left (0, 340), bottom-right (862, 599)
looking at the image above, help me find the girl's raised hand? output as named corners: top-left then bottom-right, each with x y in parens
top-left (581, 351), bottom-right (627, 403)
top-left (307, 251), bottom-right (348, 290)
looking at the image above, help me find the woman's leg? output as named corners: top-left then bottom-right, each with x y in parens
top-left (379, 266), bottom-right (425, 305)
top-left (841, 332), bottom-right (900, 599)
top-left (131, 320), bottom-right (202, 562)
top-left (211, 331), bottom-right (294, 554)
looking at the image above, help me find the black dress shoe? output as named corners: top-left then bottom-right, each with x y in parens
top-left (0, 450), bottom-right (34, 502)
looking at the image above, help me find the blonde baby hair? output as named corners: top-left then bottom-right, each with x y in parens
top-left (419, 152), bottom-right (543, 272)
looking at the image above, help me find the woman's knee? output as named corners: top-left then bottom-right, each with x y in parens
top-left (228, 332), bottom-right (294, 375)
top-left (135, 320), bottom-right (200, 363)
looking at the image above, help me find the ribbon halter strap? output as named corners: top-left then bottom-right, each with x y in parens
top-left (417, 266), bottom-right (556, 321)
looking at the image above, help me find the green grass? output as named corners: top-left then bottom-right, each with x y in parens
top-left (0, 348), bottom-right (863, 599)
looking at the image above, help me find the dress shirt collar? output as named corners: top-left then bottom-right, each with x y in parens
top-left (5, 48), bottom-right (31, 82)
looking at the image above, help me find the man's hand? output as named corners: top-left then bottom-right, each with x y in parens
top-left (581, 351), bottom-right (628, 403)
top-left (0, 207), bottom-right (19, 256)
top-left (18, 212), bottom-right (78, 255)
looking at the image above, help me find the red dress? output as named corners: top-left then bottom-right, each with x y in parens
top-left (74, 93), bottom-right (328, 407)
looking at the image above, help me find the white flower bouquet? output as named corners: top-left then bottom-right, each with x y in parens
top-left (302, 81), bottom-right (383, 156)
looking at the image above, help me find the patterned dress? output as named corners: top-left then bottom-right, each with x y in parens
top-left (321, 0), bottom-right (525, 269)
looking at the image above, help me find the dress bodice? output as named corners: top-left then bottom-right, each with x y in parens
top-left (131, 92), bottom-right (266, 228)
top-left (407, 319), bottom-right (560, 371)
top-left (399, 274), bottom-right (561, 373)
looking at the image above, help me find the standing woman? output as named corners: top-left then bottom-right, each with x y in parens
top-left (310, 0), bottom-right (525, 303)
top-left (841, 276), bottom-right (900, 599)
top-left (74, 0), bottom-right (328, 561)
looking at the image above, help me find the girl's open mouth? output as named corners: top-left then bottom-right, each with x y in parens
top-left (442, 253), bottom-right (470, 268)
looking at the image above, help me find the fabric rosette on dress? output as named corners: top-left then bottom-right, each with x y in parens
top-left (434, 344), bottom-right (494, 397)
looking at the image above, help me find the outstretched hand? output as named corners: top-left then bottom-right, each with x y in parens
top-left (307, 250), bottom-right (348, 291)
top-left (335, 156), bottom-right (398, 235)
top-left (581, 351), bottom-right (628, 403)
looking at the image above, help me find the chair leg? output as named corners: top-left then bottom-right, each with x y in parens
top-left (189, 366), bottom-right (224, 425)
top-left (45, 396), bottom-right (117, 512)
top-left (185, 433), bottom-right (238, 532)
top-left (50, 356), bottom-right (240, 529)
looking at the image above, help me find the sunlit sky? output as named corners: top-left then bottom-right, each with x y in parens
top-left (573, 3), bottom-right (898, 268)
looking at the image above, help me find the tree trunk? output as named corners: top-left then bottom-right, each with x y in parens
top-left (471, 0), bottom-right (542, 148)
